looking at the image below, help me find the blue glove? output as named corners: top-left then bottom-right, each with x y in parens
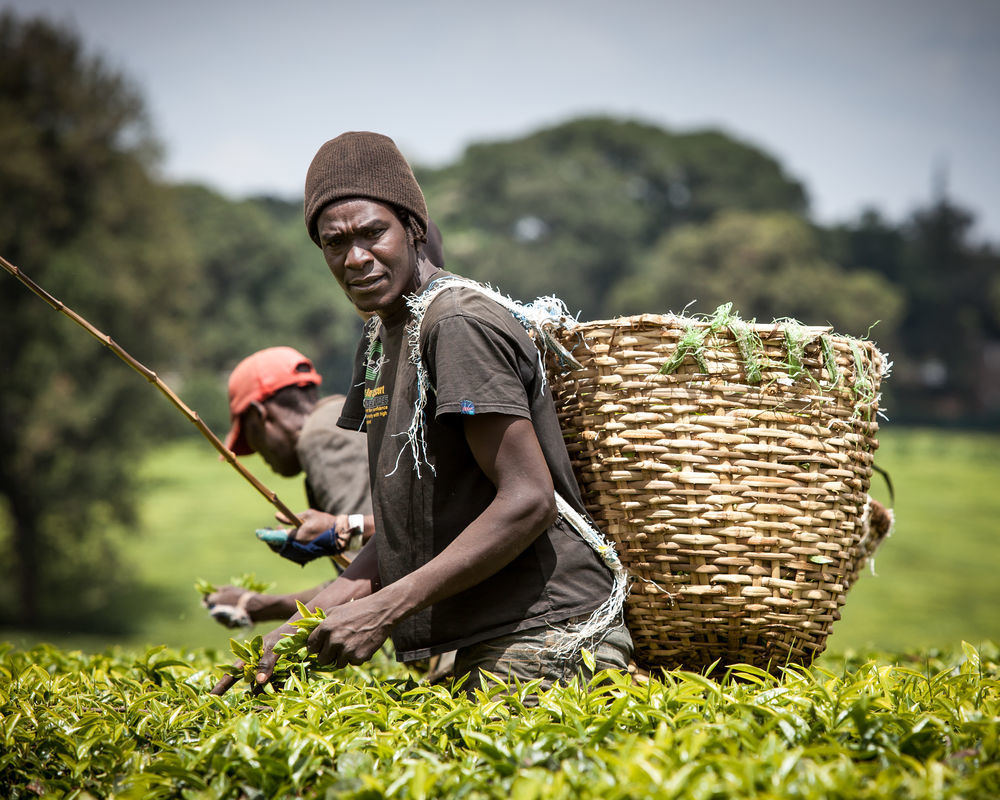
top-left (276, 527), bottom-right (346, 566)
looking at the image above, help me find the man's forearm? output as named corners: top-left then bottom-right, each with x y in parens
top-left (247, 582), bottom-right (335, 620)
top-left (304, 536), bottom-right (380, 613)
top-left (372, 487), bottom-right (553, 629)
top-left (373, 414), bottom-right (557, 629)
top-left (245, 537), bottom-right (380, 621)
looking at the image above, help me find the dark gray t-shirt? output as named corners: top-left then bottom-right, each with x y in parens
top-left (339, 275), bottom-right (613, 661)
top-left (298, 395), bottom-right (372, 516)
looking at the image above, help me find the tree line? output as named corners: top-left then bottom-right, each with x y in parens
top-left (2, 12), bottom-right (997, 629)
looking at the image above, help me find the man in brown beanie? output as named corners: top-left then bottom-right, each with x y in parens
top-left (212, 132), bottom-right (631, 696)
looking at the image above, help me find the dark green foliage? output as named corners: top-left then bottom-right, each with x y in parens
top-left (822, 201), bottom-right (1000, 425)
top-left (0, 12), bottom-right (197, 627)
top-left (610, 210), bottom-right (904, 338)
top-left (0, 641), bottom-right (996, 798)
top-left (890, 199), bottom-right (999, 423)
top-left (419, 116), bottom-right (808, 319)
top-left (164, 185), bottom-right (364, 435)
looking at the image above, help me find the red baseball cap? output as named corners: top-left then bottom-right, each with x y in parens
top-left (224, 347), bottom-right (323, 455)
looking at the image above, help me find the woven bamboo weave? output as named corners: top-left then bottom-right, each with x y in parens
top-left (545, 313), bottom-right (888, 673)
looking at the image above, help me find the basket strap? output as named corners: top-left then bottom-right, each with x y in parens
top-left (872, 463), bottom-right (895, 505)
top-left (546, 493), bottom-right (629, 660)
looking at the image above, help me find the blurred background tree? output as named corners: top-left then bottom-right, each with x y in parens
top-left (823, 190), bottom-right (1000, 425)
top-left (610, 210), bottom-right (904, 337)
top-left (0, 12), bottom-right (196, 628)
top-left (417, 116), bottom-right (808, 319)
top-left (164, 185), bottom-right (364, 436)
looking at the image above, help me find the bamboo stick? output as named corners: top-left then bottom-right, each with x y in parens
top-left (1, 254), bottom-right (350, 569)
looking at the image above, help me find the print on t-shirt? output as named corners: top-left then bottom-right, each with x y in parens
top-left (363, 335), bottom-right (389, 424)
top-left (364, 337), bottom-right (385, 382)
top-left (364, 383), bottom-right (388, 423)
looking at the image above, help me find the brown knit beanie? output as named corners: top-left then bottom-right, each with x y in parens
top-left (304, 132), bottom-right (428, 246)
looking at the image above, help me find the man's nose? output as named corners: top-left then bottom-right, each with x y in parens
top-left (344, 243), bottom-right (372, 269)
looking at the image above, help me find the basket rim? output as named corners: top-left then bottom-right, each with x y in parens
top-left (560, 312), bottom-right (837, 338)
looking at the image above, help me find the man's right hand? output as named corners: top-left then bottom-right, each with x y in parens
top-left (276, 508), bottom-right (338, 544)
top-left (203, 585), bottom-right (261, 629)
top-left (210, 623), bottom-right (291, 696)
top-left (208, 539), bottom-right (383, 695)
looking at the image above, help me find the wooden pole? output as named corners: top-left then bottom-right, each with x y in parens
top-left (1, 254), bottom-right (350, 568)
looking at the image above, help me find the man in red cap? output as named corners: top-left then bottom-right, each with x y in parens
top-left (203, 345), bottom-right (373, 628)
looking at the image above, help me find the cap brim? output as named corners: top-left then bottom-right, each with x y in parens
top-left (224, 417), bottom-right (253, 456)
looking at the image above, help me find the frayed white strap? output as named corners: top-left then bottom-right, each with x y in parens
top-left (543, 494), bottom-right (629, 662)
top-left (397, 276), bottom-right (581, 479)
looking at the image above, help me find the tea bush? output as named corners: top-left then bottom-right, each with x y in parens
top-left (1, 641), bottom-right (997, 799)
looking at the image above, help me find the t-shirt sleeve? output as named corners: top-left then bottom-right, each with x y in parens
top-left (300, 429), bottom-right (372, 515)
top-left (299, 400), bottom-right (372, 515)
top-left (423, 311), bottom-right (531, 421)
top-left (337, 332), bottom-right (368, 431)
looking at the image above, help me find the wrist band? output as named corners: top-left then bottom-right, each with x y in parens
top-left (348, 514), bottom-right (365, 533)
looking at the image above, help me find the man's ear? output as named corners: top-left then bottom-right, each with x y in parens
top-left (245, 401), bottom-right (268, 424)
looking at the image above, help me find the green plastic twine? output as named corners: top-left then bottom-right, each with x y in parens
top-left (849, 339), bottom-right (877, 415)
top-left (659, 322), bottom-right (710, 375)
top-left (659, 303), bottom-right (733, 376)
top-left (819, 334), bottom-right (841, 388)
top-left (728, 316), bottom-right (765, 385)
top-left (782, 322), bottom-right (813, 382)
top-left (658, 306), bottom-right (879, 420)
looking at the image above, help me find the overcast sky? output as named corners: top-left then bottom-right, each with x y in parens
top-left (7, 0), bottom-right (1000, 241)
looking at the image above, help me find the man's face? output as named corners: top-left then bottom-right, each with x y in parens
top-left (316, 199), bottom-right (418, 318)
top-left (242, 402), bottom-right (301, 477)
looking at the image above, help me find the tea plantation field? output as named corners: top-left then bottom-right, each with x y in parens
top-left (1, 427), bottom-right (998, 797)
top-left (1, 640), bottom-right (997, 798)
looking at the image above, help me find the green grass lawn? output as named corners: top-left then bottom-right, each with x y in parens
top-left (826, 427), bottom-right (1000, 656)
top-left (2, 427), bottom-right (999, 662)
top-left (1, 441), bottom-right (339, 654)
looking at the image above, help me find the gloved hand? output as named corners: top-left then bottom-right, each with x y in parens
top-left (203, 585), bottom-right (256, 628)
top-left (276, 526), bottom-right (347, 566)
top-left (261, 510), bottom-right (365, 566)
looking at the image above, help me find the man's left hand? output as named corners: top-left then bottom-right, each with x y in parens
top-left (203, 585), bottom-right (258, 628)
top-left (275, 508), bottom-right (340, 544)
top-left (305, 595), bottom-right (395, 668)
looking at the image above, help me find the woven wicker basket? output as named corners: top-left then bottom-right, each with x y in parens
top-left (545, 312), bottom-right (889, 673)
